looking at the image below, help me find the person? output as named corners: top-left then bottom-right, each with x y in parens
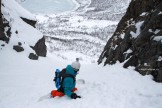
top-left (51, 58), bottom-right (81, 99)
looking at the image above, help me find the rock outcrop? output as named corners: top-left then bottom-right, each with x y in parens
top-left (33, 36), bottom-right (47, 57)
top-left (28, 53), bottom-right (38, 60)
top-left (86, 0), bottom-right (131, 21)
top-left (13, 42), bottom-right (24, 52)
top-left (20, 17), bottom-right (37, 28)
top-left (98, 0), bottom-right (162, 82)
top-left (0, 0), bottom-right (6, 40)
top-left (1, 0), bottom-right (12, 43)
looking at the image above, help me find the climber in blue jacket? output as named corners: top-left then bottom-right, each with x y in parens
top-left (51, 58), bottom-right (81, 99)
top-left (63, 64), bottom-right (81, 99)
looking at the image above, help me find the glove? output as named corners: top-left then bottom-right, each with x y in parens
top-left (71, 93), bottom-right (81, 99)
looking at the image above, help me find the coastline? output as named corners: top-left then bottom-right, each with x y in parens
top-left (57, 0), bottom-right (87, 15)
top-left (34, 0), bottom-right (81, 16)
top-left (55, 0), bottom-right (80, 15)
top-left (57, 0), bottom-right (91, 15)
top-left (21, 0), bottom-right (82, 15)
top-left (71, 0), bottom-right (80, 11)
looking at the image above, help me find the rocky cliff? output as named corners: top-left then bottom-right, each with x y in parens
top-left (0, 0), bottom-right (11, 43)
top-left (98, 0), bottom-right (162, 82)
top-left (0, 0), bottom-right (6, 40)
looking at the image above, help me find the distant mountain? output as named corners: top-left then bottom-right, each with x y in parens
top-left (98, 0), bottom-right (162, 82)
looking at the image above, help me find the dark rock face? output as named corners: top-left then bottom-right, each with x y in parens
top-left (0, 0), bottom-right (5, 40)
top-left (28, 53), bottom-right (38, 60)
top-left (33, 36), bottom-right (47, 57)
top-left (0, 0), bottom-right (11, 43)
top-left (20, 17), bottom-right (36, 28)
top-left (98, 0), bottom-right (162, 82)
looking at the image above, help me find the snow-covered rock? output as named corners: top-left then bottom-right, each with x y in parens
top-left (1, 0), bottom-right (47, 58)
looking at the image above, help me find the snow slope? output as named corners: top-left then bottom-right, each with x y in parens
top-left (0, 49), bottom-right (162, 108)
top-left (1, 0), bottom-right (162, 108)
top-left (34, 0), bottom-right (130, 62)
top-left (2, 0), bottom-right (43, 49)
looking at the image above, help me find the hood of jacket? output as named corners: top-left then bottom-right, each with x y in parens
top-left (66, 65), bottom-right (77, 77)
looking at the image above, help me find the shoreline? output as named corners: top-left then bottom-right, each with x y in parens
top-left (53, 0), bottom-right (91, 15)
top-left (21, 0), bottom-right (83, 15)
top-left (55, 0), bottom-right (90, 15)
top-left (53, 0), bottom-right (81, 15)
top-left (33, 0), bottom-right (80, 16)
top-left (71, 0), bottom-right (80, 11)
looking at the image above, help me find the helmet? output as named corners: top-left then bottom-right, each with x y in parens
top-left (71, 61), bottom-right (81, 70)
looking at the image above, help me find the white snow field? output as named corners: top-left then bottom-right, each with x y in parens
top-left (1, 48), bottom-right (162, 108)
top-left (1, 0), bottom-right (162, 108)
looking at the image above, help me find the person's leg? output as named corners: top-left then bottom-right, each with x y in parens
top-left (51, 90), bottom-right (65, 97)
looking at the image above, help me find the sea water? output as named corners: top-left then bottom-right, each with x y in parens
top-left (21, 0), bottom-right (76, 14)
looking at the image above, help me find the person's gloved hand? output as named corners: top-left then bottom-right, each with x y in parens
top-left (71, 93), bottom-right (81, 99)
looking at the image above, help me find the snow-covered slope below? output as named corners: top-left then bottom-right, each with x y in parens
top-left (0, 50), bottom-right (162, 108)
top-left (35, 0), bottom-right (130, 62)
top-left (26, 0), bottom-right (130, 62)
top-left (36, 13), bottom-right (117, 62)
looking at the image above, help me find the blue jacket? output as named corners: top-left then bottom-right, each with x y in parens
top-left (62, 65), bottom-right (77, 97)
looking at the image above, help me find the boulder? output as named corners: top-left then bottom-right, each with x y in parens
top-left (28, 53), bottom-right (38, 60)
top-left (33, 36), bottom-right (47, 57)
top-left (13, 45), bottom-right (24, 52)
top-left (13, 42), bottom-right (24, 52)
top-left (20, 17), bottom-right (37, 28)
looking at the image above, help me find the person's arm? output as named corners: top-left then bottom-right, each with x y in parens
top-left (63, 78), bottom-right (81, 99)
top-left (63, 78), bottom-right (73, 97)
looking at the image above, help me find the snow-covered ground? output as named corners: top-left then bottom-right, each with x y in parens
top-left (1, 48), bottom-right (162, 108)
top-left (34, 0), bottom-right (118, 61)
top-left (37, 12), bottom-right (117, 62)
top-left (15, 0), bottom-right (130, 62)
top-left (1, 0), bottom-right (162, 108)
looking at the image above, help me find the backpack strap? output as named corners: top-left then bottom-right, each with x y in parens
top-left (58, 69), bottom-right (76, 93)
top-left (62, 74), bottom-right (76, 84)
